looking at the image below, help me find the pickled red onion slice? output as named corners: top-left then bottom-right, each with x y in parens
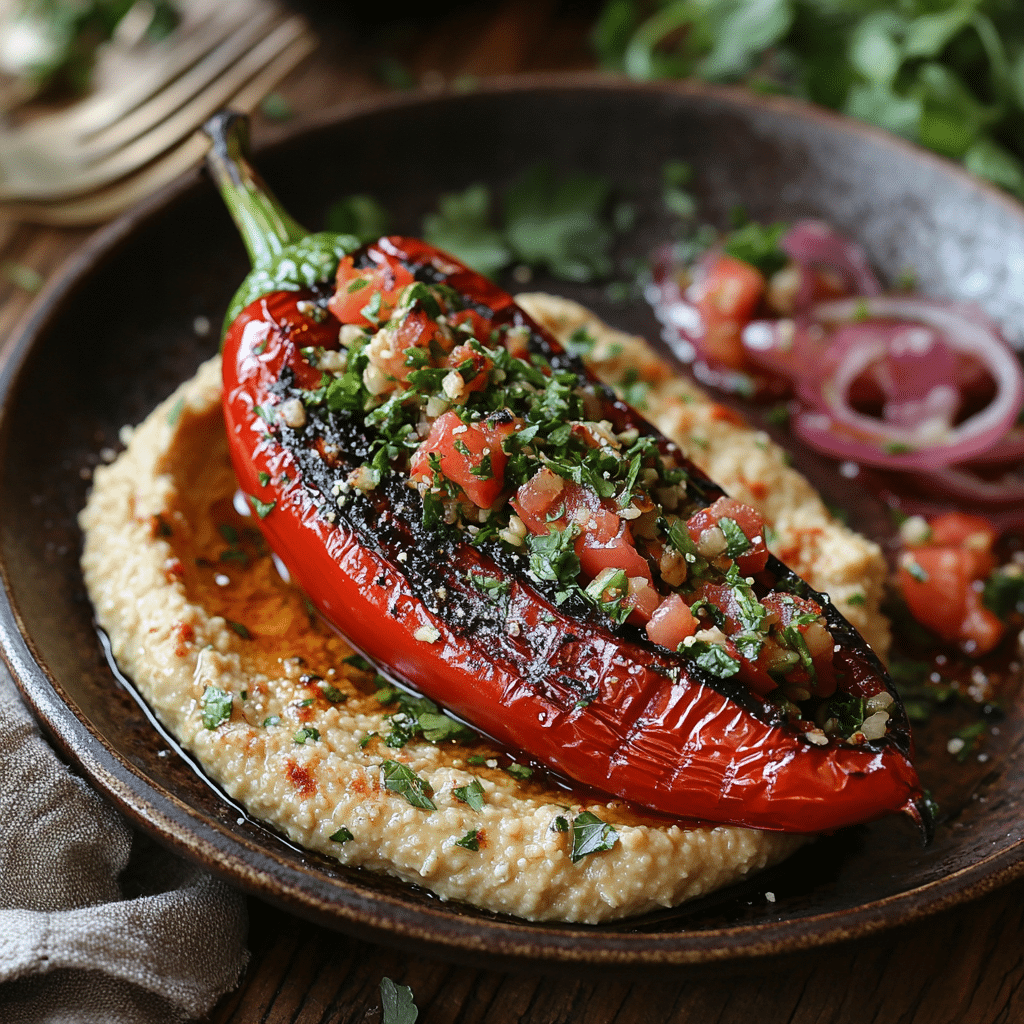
top-left (781, 297), bottom-right (1024, 470)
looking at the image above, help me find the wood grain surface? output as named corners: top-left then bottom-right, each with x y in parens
top-left (2, 4), bottom-right (1021, 1022)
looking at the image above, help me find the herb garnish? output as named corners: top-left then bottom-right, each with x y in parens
top-left (452, 778), bottom-right (485, 811)
top-left (200, 686), bottom-right (233, 729)
top-left (569, 810), bottom-right (619, 863)
top-left (380, 760), bottom-right (436, 810)
top-left (455, 829), bottom-right (482, 851)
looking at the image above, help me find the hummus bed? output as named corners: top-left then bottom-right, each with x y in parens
top-left (80, 299), bottom-right (889, 923)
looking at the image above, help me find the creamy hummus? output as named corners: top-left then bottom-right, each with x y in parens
top-left (80, 298), bottom-right (889, 923)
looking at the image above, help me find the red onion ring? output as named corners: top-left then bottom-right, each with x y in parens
top-left (779, 297), bottom-right (1023, 470)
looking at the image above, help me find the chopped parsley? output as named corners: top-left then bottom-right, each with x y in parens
top-left (526, 525), bottom-right (581, 604)
top-left (294, 726), bottom-right (320, 744)
top-left (503, 763), bottom-right (534, 781)
top-left (380, 759), bottom-right (436, 810)
top-left (569, 810), bottom-right (619, 863)
top-left (686, 640), bottom-right (742, 678)
top-left (330, 826), bottom-right (354, 843)
top-left (377, 686), bottom-right (477, 747)
top-left (455, 829), bottom-right (482, 851)
top-left (452, 778), bottom-right (485, 811)
top-left (247, 494), bottom-right (276, 519)
top-left (719, 517), bottom-right (751, 558)
top-left (200, 686), bottom-right (232, 730)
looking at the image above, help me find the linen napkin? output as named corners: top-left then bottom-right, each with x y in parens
top-left (0, 668), bottom-right (249, 1023)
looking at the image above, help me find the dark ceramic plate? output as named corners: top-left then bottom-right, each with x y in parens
top-left (3, 77), bottom-right (1024, 971)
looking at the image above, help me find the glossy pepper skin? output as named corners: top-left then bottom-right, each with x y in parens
top-left (206, 112), bottom-right (930, 837)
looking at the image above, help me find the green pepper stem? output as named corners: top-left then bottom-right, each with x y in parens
top-left (202, 110), bottom-right (307, 269)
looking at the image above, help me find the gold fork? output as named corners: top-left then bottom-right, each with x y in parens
top-left (0, 0), bottom-right (314, 223)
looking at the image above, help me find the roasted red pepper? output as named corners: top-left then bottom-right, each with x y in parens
top-left (205, 112), bottom-right (929, 836)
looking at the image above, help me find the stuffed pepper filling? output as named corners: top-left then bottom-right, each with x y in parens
top-left (255, 242), bottom-right (890, 748)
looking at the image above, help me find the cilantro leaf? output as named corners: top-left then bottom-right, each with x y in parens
top-left (381, 760), bottom-right (436, 810)
top-left (569, 810), bottom-right (618, 863)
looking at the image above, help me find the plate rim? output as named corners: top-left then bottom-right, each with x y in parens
top-left (3, 73), bottom-right (1024, 969)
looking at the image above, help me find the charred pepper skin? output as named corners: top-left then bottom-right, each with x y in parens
top-left (207, 111), bottom-right (930, 838)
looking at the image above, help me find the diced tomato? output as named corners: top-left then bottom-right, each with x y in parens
top-left (577, 509), bottom-right (653, 584)
top-left (410, 411), bottom-right (514, 508)
top-left (512, 466), bottom-right (566, 525)
top-left (696, 254), bottom-right (766, 369)
top-left (328, 255), bottom-right (415, 327)
top-left (368, 308), bottom-right (439, 389)
top-left (625, 577), bottom-right (661, 623)
top-left (926, 512), bottom-right (997, 557)
top-left (686, 496), bottom-right (769, 574)
top-left (448, 309), bottom-right (492, 344)
top-left (446, 343), bottom-right (493, 395)
top-left (646, 594), bottom-right (698, 649)
top-left (512, 472), bottom-right (654, 585)
top-left (897, 545), bottom-right (1004, 654)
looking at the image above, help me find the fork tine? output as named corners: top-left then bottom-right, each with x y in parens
top-left (77, 18), bottom-right (311, 181)
top-left (7, 16), bottom-right (312, 203)
top-left (23, 3), bottom-right (259, 141)
top-left (9, 31), bottom-right (316, 226)
top-left (81, 5), bottom-right (281, 152)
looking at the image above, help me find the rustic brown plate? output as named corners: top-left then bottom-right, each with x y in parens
top-left (3, 76), bottom-right (1023, 971)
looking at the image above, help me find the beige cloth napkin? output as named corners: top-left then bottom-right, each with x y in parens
top-left (0, 668), bottom-right (249, 1023)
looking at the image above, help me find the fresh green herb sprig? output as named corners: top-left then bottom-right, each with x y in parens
top-left (593, 0), bottom-right (1024, 200)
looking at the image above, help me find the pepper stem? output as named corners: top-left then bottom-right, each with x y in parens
top-left (202, 110), bottom-right (307, 270)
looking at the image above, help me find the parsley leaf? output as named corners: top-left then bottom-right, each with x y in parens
top-left (325, 194), bottom-right (390, 242)
top-left (504, 163), bottom-right (615, 282)
top-left (569, 810), bottom-right (619, 863)
top-left (200, 686), bottom-right (232, 730)
top-left (687, 639), bottom-right (742, 678)
top-left (422, 183), bottom-right (512, 278)
top-left (719, 516), bottom-right (751, 558)
top-left (455, 829), bottom-right (482, 851)
top-left (453, 778), bottom-right (485, 811)
top-left (330, 826), bottom-right (354, 843)
top-left (247, 494), bottom-right (275, 519)
top-left (380, 760), bottom-right (436, 810)
top-left (294, 726), bottom-right (320, 744)
top-left (526, 525), bottom-right (581, 603)
top-left (380, 978), bottom-right (419, 1024)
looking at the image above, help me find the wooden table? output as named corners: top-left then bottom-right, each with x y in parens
top-left (2, 5), bottom-right (1022, 1022)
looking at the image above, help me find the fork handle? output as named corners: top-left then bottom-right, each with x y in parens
top-left (203, 110), bottom-right (307, 269)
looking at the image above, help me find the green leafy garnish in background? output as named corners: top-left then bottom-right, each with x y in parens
top-left (423, 183), bottom-right (512, 278)
top-left (379, 978), bottom-right (418, 1024)
top-left (422, 163), bottom-right (623, 282)
top-left (593, 0), bottom-right (1024, 200)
